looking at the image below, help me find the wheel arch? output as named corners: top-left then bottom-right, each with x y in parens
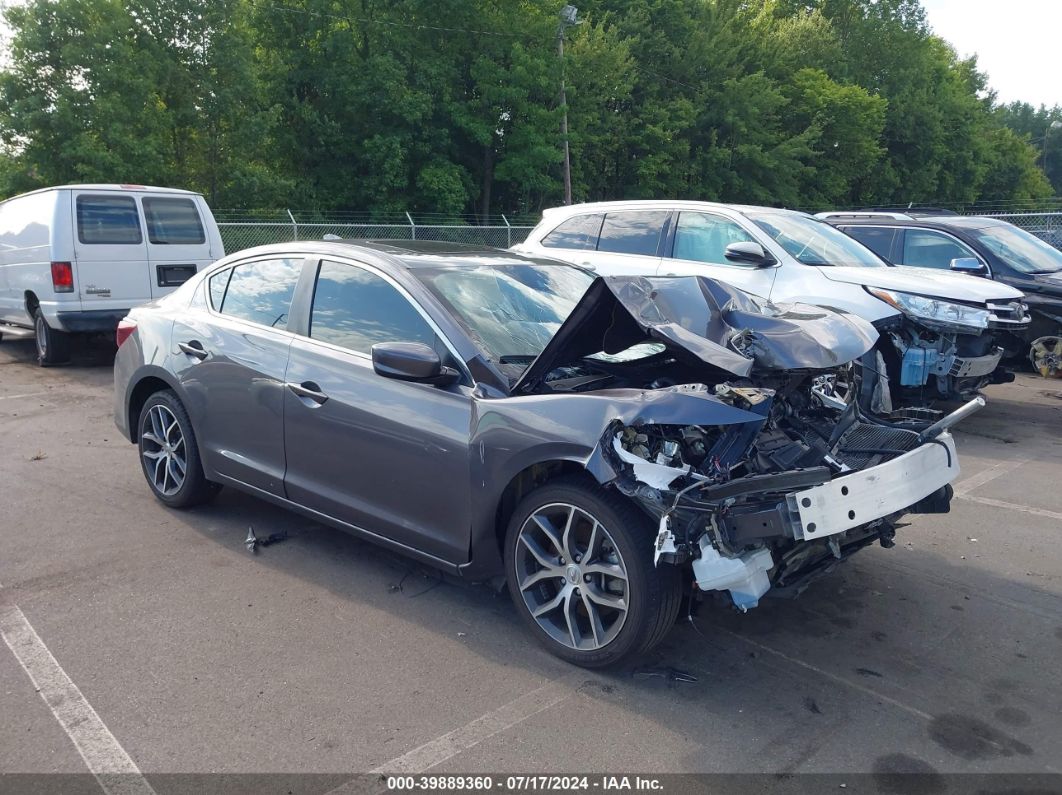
top-left (126, 367), bottom-right (183, 444)
top-left (24, 291), bottom-right (39, 317)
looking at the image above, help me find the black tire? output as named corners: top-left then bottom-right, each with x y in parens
top-left (34, 308), bottom-right (70, 366)
top-left (503, 474), bottom-right (682, 668)
top-left (137, 390), bottom-right (221, 508)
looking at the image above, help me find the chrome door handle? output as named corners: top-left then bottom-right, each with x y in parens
top-left (178, 341), bottom-right (208, 360)
top-left (286, 381), bottom-right (328, 405)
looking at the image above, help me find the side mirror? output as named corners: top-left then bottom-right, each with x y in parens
top-left (371, 342), bottom-right (460, 386)
top-left (725, 241), bottom-right (776, 267)
top-left (950, 257), bottom-right (986, 274)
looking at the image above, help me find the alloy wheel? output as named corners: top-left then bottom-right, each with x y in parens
top-left (1030, 336), bottom-right (1062, 378)
top-left (515, 502), bottom-right (629, 651)
top-left (141, 404), bottom-right (187, 496)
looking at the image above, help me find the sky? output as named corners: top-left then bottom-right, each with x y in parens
top-left (921, 0), bottom-right (1062, 108)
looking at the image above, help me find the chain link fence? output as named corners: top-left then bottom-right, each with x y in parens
top-left (215, 211), bottom-right (537, 254)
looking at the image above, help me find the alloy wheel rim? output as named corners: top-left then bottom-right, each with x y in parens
top-left (515, 502), bottom-right (629, 651)
top-left (141, 405), bottom-right (187, 496)
top-left (1030, 336), bottom-right (1061, 378)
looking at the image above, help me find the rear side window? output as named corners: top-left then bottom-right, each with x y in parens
top-left (901, 229), bottom-right (978, 270)
top-left (216, 258), bottom-right (302, 328)
top-left (142, 197), bottom-right (205, 244)
top-left (310, 260), bottom-right (436, 354)
top-left (541, 214), bottom-right (603, 250)
top-left (597, 211), bottom-right (669, 256)
top-left (843, 226), bottom-right (898, 261)
top-left (76, 195), bottom-right (142, 244)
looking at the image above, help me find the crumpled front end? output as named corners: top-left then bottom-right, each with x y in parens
top-left (598, 375), bottom-right (975, 610)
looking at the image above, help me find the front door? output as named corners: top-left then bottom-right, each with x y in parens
top-left (282, 258), bottom-right (473, 563)
top-left (657, 211), bottom-right (777, 299)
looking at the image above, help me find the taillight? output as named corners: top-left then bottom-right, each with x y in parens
top-left (50, 261), bottom-right (74, 293)
top-left (116, 318), bottom-right (137, 348)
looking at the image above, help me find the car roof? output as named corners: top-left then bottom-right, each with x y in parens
top-left (827, 216), bottom-right (1008, 231)
top-left (1, 184), bottom-right (202, 202)
top-left (221, 239), bottom-right (580, 271)
top-left (539, 199), bottom-right (807, 219)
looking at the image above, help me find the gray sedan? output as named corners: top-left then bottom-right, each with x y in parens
top-left (114, 241), bottom-right (974, 667)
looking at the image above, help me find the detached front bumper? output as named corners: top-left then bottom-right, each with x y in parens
top-left (790, 431), bottom-right (959, 541)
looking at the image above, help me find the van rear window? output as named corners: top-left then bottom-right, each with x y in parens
top-left (142, 197), bottom-right (206, 245)
top-left (76, 195), bottom-right (143, 245)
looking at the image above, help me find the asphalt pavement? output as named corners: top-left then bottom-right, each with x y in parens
top-left (1, 329), bottom-right (1060, 791)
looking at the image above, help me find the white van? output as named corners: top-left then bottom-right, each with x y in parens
top-left (515, 200), bottom-right (1030, 408)
top-left (0, 184), bottom-right (224, 364)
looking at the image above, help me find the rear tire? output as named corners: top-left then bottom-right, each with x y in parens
top-left (34, 308), bottom-right (70, 366)
top-left (137, 390), bottom-right (221, 508)
top-left (504, 475), bottom-right (681, 668)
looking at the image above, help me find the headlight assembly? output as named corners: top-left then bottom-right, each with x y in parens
top-left (866, 287), bottom-right (990, 332)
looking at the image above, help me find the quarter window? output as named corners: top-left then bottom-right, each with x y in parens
top-left (901, 230), bottom-right (979, 270)
top-left (142, 197), bottom-right (206, 245)
top-left (216, 258), bottom-right (302, 328)
top-left (672, 212), bottom-right (756, 264)
top-left (309, 261), bottom-right (436, 354)
top-left (76, 195), bottom-right (142, 244)
top-left (597, 211), bottom-right (669, 256)
top-left (541, 214), bottom-right (604, 250)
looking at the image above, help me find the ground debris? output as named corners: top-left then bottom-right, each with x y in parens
top-left (632, 666), bottom-right (698, 684)
top-left (244, 526), bottom-right (288, 553)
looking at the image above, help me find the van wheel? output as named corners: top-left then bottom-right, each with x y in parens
top-left (34, 308), bottom-right (70, 366)
top-left (138, 390), bottom-right (221, 508)
top-left (504, 475), bottom-right (681, 668)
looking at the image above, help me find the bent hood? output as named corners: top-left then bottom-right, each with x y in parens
top-left (512, 276), bottom-right (879, 394)
top-left (820, 265), bottom-right (1024, 303)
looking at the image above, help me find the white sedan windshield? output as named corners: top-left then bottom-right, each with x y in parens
top-left (751, 213), bottom-right (887, 268)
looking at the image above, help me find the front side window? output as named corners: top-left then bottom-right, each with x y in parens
top-left (596, 211), bottom-right (669, 256)
top-left (901, 230), bottom-right (979, 270)
top-left (541, 214), bottom-right (604, 250)
top-left (842, 226), bottom-right (899, 262)
top-left (142, 197), bottom-right (205, 245)
top-left (672, 212), bottom-right (756, 264)
top-left (749, 212), bottom-right (886, 268)
top-left (76, 195), bottom-right (142, 244)
top-left (216, 258), bottom-right (302, 328)
top-left (309, 261), bottom-right (436, 354)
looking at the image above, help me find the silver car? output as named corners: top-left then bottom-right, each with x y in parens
top-left (114, 241), bottom-right (976, 667)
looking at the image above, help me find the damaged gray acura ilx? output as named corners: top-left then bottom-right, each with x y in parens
top-left (114, 241), bottom-right (981, 667)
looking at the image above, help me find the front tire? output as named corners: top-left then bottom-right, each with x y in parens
top-left (137, 390), bottom-right (220, 508)
top-left (504, 475), bottom-right (681, 668)
top-left (34, 308), bottom-right (70, 366)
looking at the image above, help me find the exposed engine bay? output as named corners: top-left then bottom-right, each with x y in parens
top-left (590, 367), bottom-right (972, 611)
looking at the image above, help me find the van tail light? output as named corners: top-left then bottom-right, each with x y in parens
top-left (50, 261), bottom-right (74, 293)
top-left (116, 318), bottom-right (137, 348)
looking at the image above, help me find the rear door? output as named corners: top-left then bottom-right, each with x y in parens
top-left (657, 211), bottom-right (776, 299)
top-left (140, 194), bottom-right (216, 296)
top-left (837, 225), bottom-right (900, 263)
top-left (70, 190), bottom-right (151, 310)
top-left (170, 256), bottom-right (305, 495)
top-left (579, 210), bottom-right (668, 275)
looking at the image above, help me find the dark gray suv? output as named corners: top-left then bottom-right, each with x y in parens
top-left (113, 241), bottom-right (973, 666)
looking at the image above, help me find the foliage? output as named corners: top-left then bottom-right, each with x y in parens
top-left (0, 0), bottom-right (1054, 213)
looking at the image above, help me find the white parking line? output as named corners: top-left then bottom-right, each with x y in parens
top-left (958, 494), bottom-right (1062, 522)
top-left (0, 583), bottom-right (155, 795)
top-left (953, 457), bottom-right (1029, 496)
top-left (0, 391), bottom-right (49, 401)
top-left (367, 677), bottom-right (574, 775)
